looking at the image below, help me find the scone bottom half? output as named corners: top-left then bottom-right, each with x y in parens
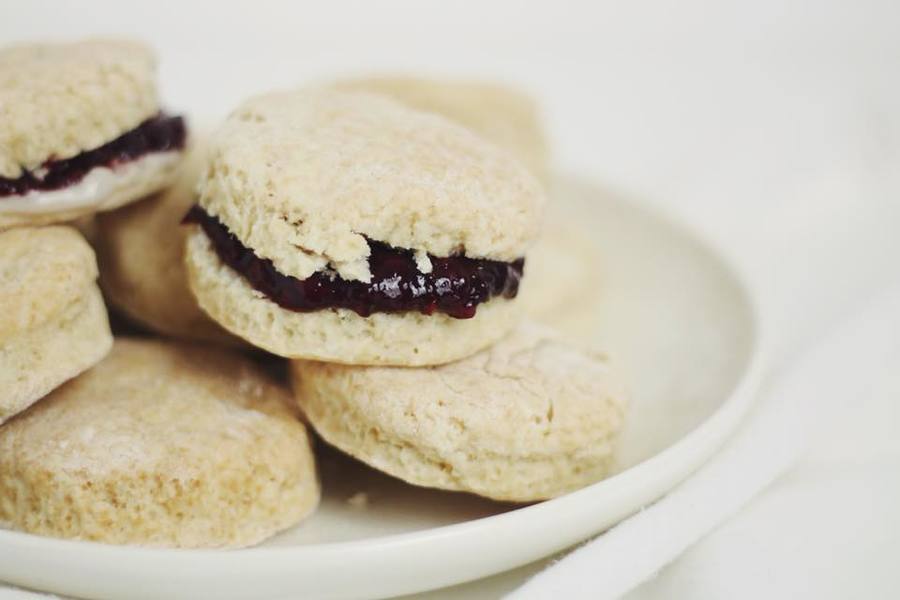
top-left (0, 114), bottom-right (186, 198)
top-left (291, 322), bottom-right (628, 502)
top-left (183, 205), bottom-right (525, 320)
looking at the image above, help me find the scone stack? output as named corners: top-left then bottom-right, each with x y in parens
top-left (0, 39), bottom-right (626, 550)
top-left (0, 39), bottom-right (318, 549)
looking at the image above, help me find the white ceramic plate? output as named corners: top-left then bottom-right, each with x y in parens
top-left (0, 176), bottom-right (763, 600)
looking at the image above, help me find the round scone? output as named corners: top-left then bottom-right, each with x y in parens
top-left (291, 322), bottom-right (627, 501)
top-left (0, 338), bottom-right (319, 548)
top-left (0, 226), bottom-right (112, 424)
top-left (0, 39), bottom-right (187, 229)
top-left (331, 76), bottom-right (549, 180)
top-left (184, 89), bottom-right (544, 366)
top-left (95, 139), bottom-right (236, 344)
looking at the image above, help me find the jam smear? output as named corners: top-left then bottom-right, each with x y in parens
top-left (0, 114), bottom-right (187, 197)
top-left (183, 206), bottom-right (524, 319)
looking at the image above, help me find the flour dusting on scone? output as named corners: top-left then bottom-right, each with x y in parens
top-left (0, 226), bottom-right (112, 424)
top-left (184, 89), bottom-right (545, 365)
top-left (95, 136), bottom-right (237, 345)
top-left (0, 338), bottom-right (319, 548)
top-left (0, 39), bottom-right (187, 229)
top-left (292, 322), bottom-right (627, 501)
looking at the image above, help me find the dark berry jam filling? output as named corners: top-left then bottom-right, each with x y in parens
top-left (183, 205), bottom-right (524, 319)
top-left (0, 114), bottom-right (187, 197)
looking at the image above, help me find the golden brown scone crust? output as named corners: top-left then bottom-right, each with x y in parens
top-left (186, 231), bottom-right (522, 365)
top-left (196, 89), bottom-right (544, 283)
top-left (186, 89), bottom-right (542, 364)
top-left (0, 227), bottom-right (96, 336)
top-left (0, 39), bottom-right (159, 179)
top-left (291, 322), bottom-right (627, 501)
top-left (0, 39), bottom-right (185, 230)
top-left (96, 139), bottom-right (236, 344)
top-left (0, 338), bottom-right (319, 548)
top-left (0, 226), bottom-right (112, 423)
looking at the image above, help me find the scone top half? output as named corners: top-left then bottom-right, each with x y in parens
top-left (0, 39), bottom-right (187, 227)
top-left (184, 89), bottom-right (544, 364)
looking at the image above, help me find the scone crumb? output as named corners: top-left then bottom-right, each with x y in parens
top-left (414, 250), bottom-right (433, 274)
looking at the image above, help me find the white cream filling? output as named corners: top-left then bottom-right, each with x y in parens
top-left (0, 152), bottom-right (181, 214)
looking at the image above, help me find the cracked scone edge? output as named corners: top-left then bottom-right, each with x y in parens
top-left (0, 338), bottom-right (320, 548)
top-left (290, 322), bottom-right (628, 501)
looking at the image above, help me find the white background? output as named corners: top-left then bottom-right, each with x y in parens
top-left (2, 1), bottom-right (899, 598)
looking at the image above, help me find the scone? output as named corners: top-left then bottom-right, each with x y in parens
top-left (95, 138), bottom-right (236, 344)
top-left (0, 226), bottom-right (112, 424)
top-left (331, 75), bottom-right (549, 180)
top-left (0, 39), bottom-right (187, 229)
top-left (0, 338), bottom-right (319, 548)
top-left (291, 322), bottom-right (627, 501)
top-left (519, 220), bottom-right (604, 338)
top-left (184, 89), bottom-right (544, 366)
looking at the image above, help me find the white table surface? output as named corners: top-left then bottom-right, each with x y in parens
top-left (2, 1), bottom-right (898, 597)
